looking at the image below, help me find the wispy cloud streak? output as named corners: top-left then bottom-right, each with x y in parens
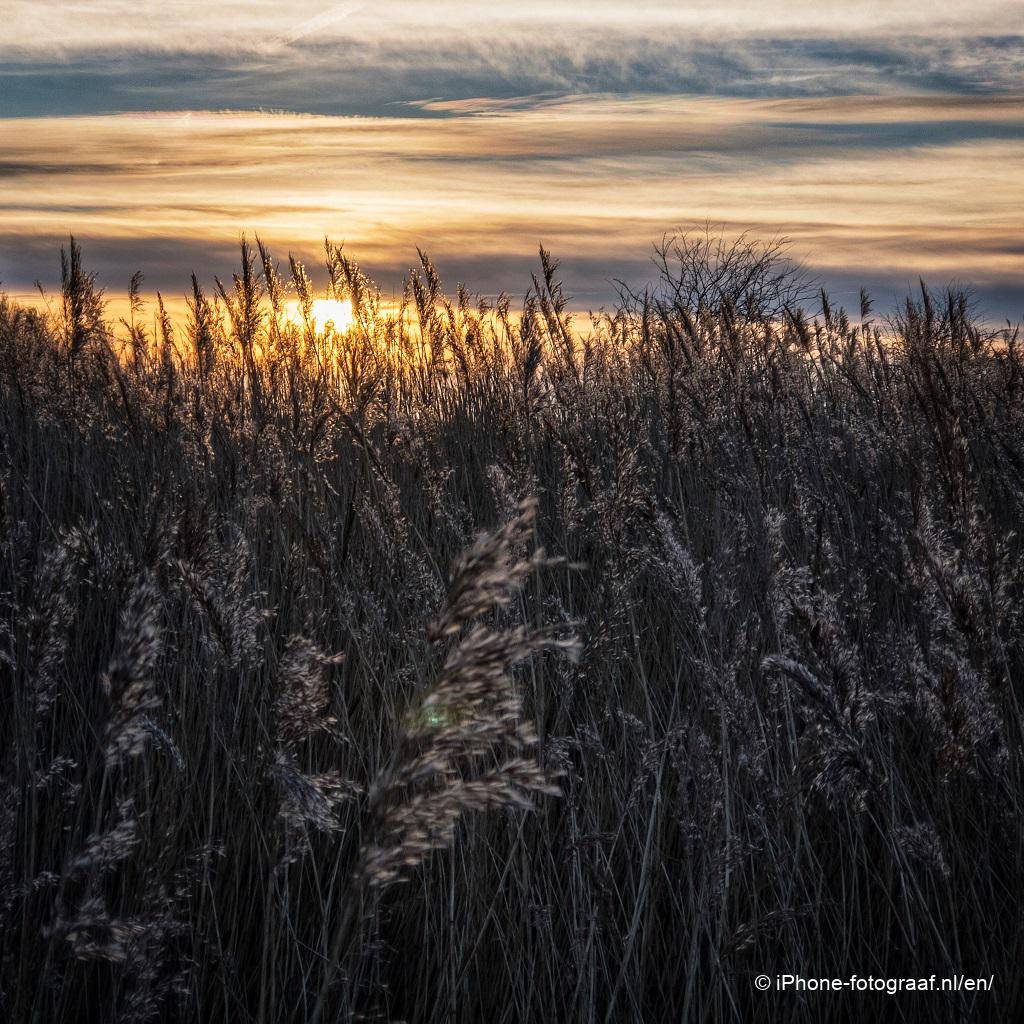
top-left (3, 2), bottom-right (1021, 54)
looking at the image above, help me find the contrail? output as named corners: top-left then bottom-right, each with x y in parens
top-left (262, 2), bottom-right (367, 53)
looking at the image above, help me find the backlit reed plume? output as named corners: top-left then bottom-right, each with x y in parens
top-left (311, 497), bottom-right (579, 1022)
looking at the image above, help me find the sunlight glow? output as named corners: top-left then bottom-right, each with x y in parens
top-left (310, 298), bottom-right (354, 334)
top-left (287, 297), bottom-right (355, 334)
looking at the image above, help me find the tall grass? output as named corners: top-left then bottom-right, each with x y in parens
top-left (1, 234), bottom-right (1022, 1022)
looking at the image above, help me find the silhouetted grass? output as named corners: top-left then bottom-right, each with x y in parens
top-left (1, 233), bottom-right (1022, 1023)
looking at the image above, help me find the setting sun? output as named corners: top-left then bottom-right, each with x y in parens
top-left (286, 297), bottom-right (355, 334)
top-left (309, 298), bottom-right (354, 334)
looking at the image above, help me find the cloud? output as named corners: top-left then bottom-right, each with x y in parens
top-left (1, 98), bottom-right (1021, 317)
top-left (2, 5), bottom-right (1019, 318)
top-left (3, 3), bottom-right (1022, 56)
top-left (1, 11), bottom-right (1021, 117)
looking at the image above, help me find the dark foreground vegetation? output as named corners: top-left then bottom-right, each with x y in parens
top-left (1, 234), bottom-right (1023, 1022)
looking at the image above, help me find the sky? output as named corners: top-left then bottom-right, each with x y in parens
top-left (1, 2), bottom-right (1022, 317)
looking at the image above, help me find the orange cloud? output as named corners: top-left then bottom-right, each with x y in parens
top-left (1, 96), bottom-right (1021, 309)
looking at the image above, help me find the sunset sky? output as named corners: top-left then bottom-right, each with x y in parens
top-left (1, 2), bottom-right (1021, 316)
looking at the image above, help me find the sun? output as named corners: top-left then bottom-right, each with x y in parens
top-left (309, 298), bottom-right (354, 334)
top-left (286, 297), bottom-right (355, 334)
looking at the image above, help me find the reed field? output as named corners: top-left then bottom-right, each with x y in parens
top-left (1, 233), bottom-right (1022, 1022)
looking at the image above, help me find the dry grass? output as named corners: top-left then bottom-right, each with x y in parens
top-left (1, 234), bottom-right (1022, 1022)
